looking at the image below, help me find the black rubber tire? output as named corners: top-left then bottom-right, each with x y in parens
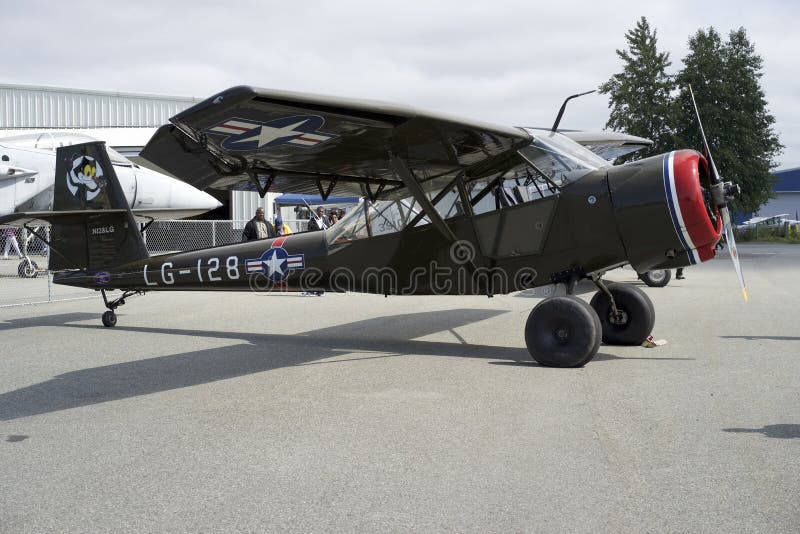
top-left (590, 283), bottom-right (655, 345)
top-left (524, 296), bottom-right (602, 367)
top-left (17, 259), bottom-right (38, 278)
top-left (638, 269), bottom-right (671, 288)
top-left (102, 311), bottom-right (117, 328)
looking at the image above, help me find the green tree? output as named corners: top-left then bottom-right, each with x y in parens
top-left (675, 27), bottom-right (782, 214)
top-left (599, 17), bottom-right (675, 160)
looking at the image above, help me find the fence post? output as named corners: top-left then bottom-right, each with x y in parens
top-left (212, 221), bottom-right (217, 247)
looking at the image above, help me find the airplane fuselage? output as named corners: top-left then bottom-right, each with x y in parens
top-left (54, 152), bottom-right (710, 296)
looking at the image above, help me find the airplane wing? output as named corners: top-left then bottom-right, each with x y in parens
top-left (560, 131), bottom-right (653, 162)
top-left (140, 86), bottom-right (532, 199)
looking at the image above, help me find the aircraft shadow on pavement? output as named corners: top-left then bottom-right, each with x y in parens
top-left (0, 308), bottom-right (690, 421)
top-left (0, 312), bottom-right (99, 331)
top-left (488, 351), bottom-right (693, 367)
top-left (723, 424), bottom-right (800, 439)
top-left (0, 309), bottom-right (520, 420)
top-left (720, 335), bottom-right (800, 341)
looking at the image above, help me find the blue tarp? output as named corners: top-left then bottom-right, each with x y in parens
top-left (274, 193), bottom-right (360, 206)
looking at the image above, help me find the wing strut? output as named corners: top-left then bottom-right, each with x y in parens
top-left (389, 156), bottom-right (486, 283)
top-left (390, 156), bottom-right (460, 244)
top-left (247, 170), bottom-right (275, 198)
top-left (316, 177), bottom-right (338, 201)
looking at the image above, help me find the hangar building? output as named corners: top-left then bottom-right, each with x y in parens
top-left (761, 168), bottom-right (800, 220)
top-left (0, 83), bottom-right (279, 221)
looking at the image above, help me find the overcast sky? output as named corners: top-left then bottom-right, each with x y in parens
top-left (6, 0), bottom-right (799, 168)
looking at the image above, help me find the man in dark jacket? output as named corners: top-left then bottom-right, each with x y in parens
top-left (242, 207), bottom-right (275, 241)
top-left (307, 206), bottom-right (329, 232)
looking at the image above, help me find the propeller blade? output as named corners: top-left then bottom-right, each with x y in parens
top-left (721, 207), bottom-right (749, 302)
top-left (688, 85), bottom-right (748, 302)
top-left (688, 85), bottom-right (719, 179)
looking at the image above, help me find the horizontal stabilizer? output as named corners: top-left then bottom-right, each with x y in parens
top-left (0, 209), bottom-right (130, 228)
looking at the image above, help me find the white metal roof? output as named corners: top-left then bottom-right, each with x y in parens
top-left (0, 83), bottom-right (201, 129)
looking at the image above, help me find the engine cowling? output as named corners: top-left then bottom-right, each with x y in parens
top-left (608, 149), bottom-right (722, 273)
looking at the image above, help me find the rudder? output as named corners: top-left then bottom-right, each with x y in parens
top-left (49, 141), bottom-right (148, 271)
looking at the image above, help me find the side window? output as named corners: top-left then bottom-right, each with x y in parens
top-left (369, 197), bottom-right (428, 235)
top-left (469, 163), bottom-right (559, 216)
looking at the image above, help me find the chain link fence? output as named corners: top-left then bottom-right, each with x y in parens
top-left (1, 227), bottom-right (93, 307)
top-left (1, 219), bottom-right (308, 307)
top-left (141, 219), bottom-right (306, 253)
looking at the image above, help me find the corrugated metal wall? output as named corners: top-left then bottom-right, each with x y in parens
top-left (0, 83), bottom-right (274, 220)
top-left (0, 84), bottom-right (201, 128)
top-left (232, 191), bottom-right (278, 222)
top-left (758, 192), bottom-right (800, 219)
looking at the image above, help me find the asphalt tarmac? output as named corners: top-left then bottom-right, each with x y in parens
top-left (1, 243), bottom-right (798, 533)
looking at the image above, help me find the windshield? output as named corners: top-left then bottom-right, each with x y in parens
top-left (0, 131), bottom-right (132, 165)
top-left (520, 128), bottom-right (610, 185)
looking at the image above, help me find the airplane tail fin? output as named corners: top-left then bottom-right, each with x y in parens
top-left (47, 141), bottom-right (149, 271)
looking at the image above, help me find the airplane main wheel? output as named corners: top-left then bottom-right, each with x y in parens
top-left (102, 311), bottom-right (117, 328)
top-left (525, 296), bottom-right (601, 367)
top-left (590, 283), bottom-right (654, 345)
top-left (639, 269), bottom-right (671, 288)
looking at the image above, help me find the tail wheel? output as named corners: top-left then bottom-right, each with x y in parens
top-left (525, 296), bottom-right (601, 367)
top-left (638, 269), bottom-right (671, 288)
top-left (590, 283), bottom-right (654, 345)
top-left (102, 311), bottom-right (117, 328)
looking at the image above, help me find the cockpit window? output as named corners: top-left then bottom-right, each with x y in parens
top-left (327, 130), bottom-right (611, 243)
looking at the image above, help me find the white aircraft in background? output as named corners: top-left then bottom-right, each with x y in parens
top-left (737, 213), bottom-right (800, 229)
top-left (0, 131), bottom-right (221, 220)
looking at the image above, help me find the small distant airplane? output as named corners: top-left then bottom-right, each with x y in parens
top-left (0, 131), bottom-right (221, 221)
top-left (1, 86), bottom-right (745, 367)
top-left (737, 213), bottom-right (799, 229)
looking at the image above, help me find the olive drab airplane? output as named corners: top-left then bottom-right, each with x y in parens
top-left (0, 86), bottom-right (747, 367)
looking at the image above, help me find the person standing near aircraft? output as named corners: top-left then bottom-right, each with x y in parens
top-left (274, 215), bottom-right (292, 236)
top-left (307, 206), bottom-right (329, 231)
top-left (3, 227), bottom-right (23, 259)
top-left (242, 207), bottom-right (275, 241)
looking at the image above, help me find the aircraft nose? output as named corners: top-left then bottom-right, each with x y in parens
top-left (170, 179), bottom-right (222, 211)
top-left (136, 166), bottom-right (221, 215)
top-left (665, 150), bottom-right (723, 263)
top-left (607, 149), bottom-right (723, 273)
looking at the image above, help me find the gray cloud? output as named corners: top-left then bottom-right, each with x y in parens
top-left (5, 0), bottom-right (798, 167)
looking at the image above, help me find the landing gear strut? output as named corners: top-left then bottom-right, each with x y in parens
top-left (100, 289), bottom-right (144, 327)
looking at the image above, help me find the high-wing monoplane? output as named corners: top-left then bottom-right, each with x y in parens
top-left (0, 86), bottom-right (743, 367)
